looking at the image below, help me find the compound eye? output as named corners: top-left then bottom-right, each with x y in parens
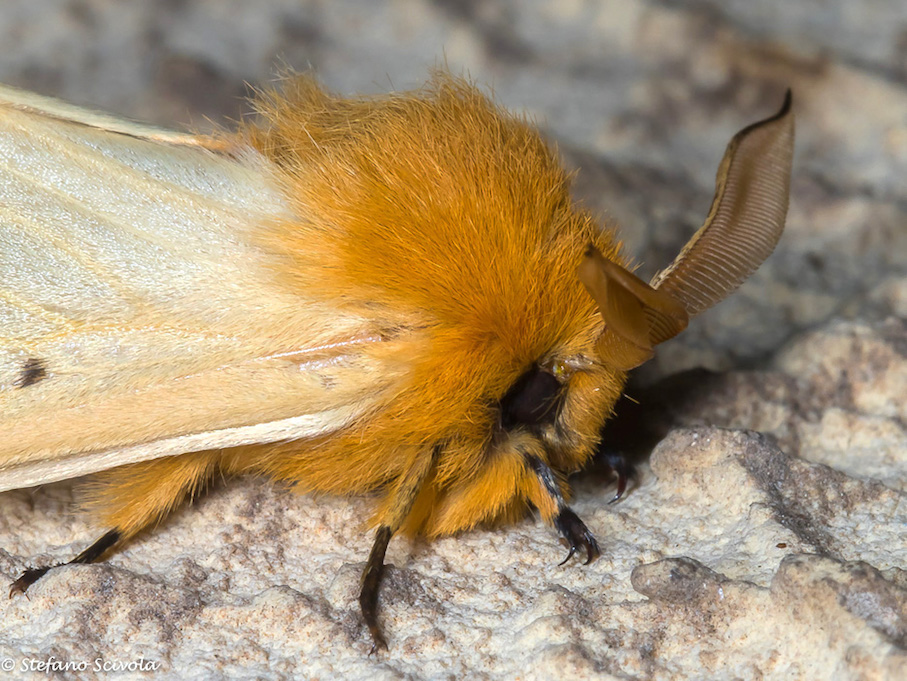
top-left (499, 366), bottom-right (563, 429)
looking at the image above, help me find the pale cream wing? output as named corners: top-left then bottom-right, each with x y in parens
top-left (0, 83), bottom-right (224, 148)
top-left (0, 89), bottom-right (395, 492)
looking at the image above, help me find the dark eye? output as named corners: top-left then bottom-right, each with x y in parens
top-left (499, 365), bottom-right (564, 429)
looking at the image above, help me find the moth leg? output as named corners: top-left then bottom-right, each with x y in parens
top-left (9, 450), bottom-right (220, 598)
top-left (360, 526), bottom-right (392, 653)
top-left (9, 529), bottom-right (121, 597)
top-left (359, 451), bottom-right (434, 653)
top-left (597, 447), bottom-right (635, 503)
top-left (553, 508), bottom-right (601, 566)
top-left (524, 455), bottom-right (601, 566)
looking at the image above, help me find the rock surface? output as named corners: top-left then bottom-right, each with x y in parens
top-left (0, 1), bottom-right (904, 679)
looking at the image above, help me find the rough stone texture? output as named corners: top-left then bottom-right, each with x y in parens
top-left (0, 1), bottom-right (904, 679)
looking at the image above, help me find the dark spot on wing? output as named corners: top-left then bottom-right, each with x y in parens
top-left (17, 358), bottom-right (47, 388)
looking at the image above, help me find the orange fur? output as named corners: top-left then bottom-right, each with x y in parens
top-left (225, 73), bottom-right (626, 536)
top-left (85, 450), bottom-right (221, 538)
top-left (86, 73), bottom-right (627, 539)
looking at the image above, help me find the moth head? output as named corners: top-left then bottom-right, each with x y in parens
top-left (491, 91), bottom-right (794, 473)
top-left (494, 90), bottom-right (795, 470)
top-left (577, 90), bottom-right (794, 373)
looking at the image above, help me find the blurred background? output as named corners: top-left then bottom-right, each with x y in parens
top-left (0, 0), bottom-right (904, 376)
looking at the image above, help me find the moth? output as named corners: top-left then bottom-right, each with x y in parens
top-left (0, 73), bottom-right (794, 650)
